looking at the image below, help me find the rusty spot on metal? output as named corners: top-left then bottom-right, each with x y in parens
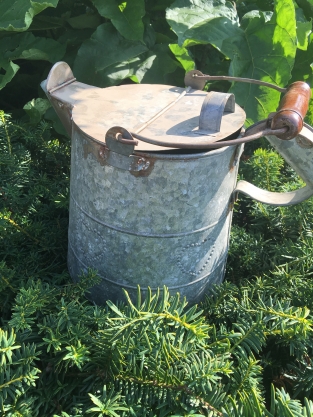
top-left (228, 200), bottom-right (235, 214)
top-left (229, 147), bottom-right (238, 171)
top-left (130, 156), bottom-right (155, 177)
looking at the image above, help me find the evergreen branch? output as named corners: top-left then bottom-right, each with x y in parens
top-left (2, 215), bottom-right (40, 244)
top-left (114, 374), bottom-right (223, 416)
top-left (0, 375), bottom-right (26, 390)
top-left (0, 111), bottom-right (12, 155)
top-left (0, 274), bottom-right (15, 291)
top-left (234, 357), bottom-right (260, 397)
top-left (260, 307), bottom-right (311, 324)
top-left (229, 320), bottom-right (265, 355)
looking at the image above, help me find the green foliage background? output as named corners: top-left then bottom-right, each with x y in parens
top-left (1, 0), bottom-right (313, 126)
top-left (2, 0), bottom-right (313, 416)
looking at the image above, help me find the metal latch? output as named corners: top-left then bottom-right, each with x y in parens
top-left (102, 126), bottom-right (150, 172)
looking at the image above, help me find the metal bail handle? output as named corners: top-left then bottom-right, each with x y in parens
top-left (127, 74), bottom-right (310, 149)
top-left (184, 69), bottom-right (312, 141)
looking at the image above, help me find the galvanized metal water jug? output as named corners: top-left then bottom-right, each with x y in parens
top-left (42, 62), bottom-right (313, 304)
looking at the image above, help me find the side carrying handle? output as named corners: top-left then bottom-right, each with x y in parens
top-left (234, 121), bottom-right (313, 206)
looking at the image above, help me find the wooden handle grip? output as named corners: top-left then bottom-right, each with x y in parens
top-left (271, 81), bottom-right (311, 140)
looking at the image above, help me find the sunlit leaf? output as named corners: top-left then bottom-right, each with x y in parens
top-left (296, 8), bottom-right (312, 51)
top-left (166, 0), bottom-right (238, 46)
top-left (92, 0), bottom-right (145, 41)
top-left (169, 44), bottom-right (195, 71)
top-left (0, 0), bottom-right (59, 31)
top-left (170, 0), bottom-right (297, 124)
top-left (73, 23), bottom-right (147, 86)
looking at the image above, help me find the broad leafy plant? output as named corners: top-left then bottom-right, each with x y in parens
top-left (1, 84), bottom-right (313, 416)
top-left (0, 0), bottom-right (312, 126)
top-left (2, 0), bottom-right (313, 416)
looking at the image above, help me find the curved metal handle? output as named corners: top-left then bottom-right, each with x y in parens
top-left (197, 92), bottom-right (235, 135)
top-left (234, 122), bottom-right (313, 206)
top-left (234, 181), bottom-right (313, 206)
top-left (185, 69), bottom-right (312, 142)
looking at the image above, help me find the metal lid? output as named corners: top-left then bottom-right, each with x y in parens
top-left (45, 62), bottom-right (246, 152)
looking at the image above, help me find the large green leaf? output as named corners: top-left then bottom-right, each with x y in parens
top-left (169, 44), bottom-right (195, 71)
top-left (91, 0), bottom-right (145, 41)
top-left (181, 16), bottom-right (243, 50)
top-left (2, 33), bottom-right (66, 62)
top-left (228, 2), bottom-right (297, 124)
top-left (85, 56), bottom-right (142, 87)
top-left (67, 14), bottom-right (102, 30)
top-left (0, 32), bottom-right (65, 90)
top-left (166, 0), bottom-right (238, 46)
top-left (0, 60), bottom-right (19, 90)
top-left (291, 33), bottom-right (313, 84)
top-left (0, 0), bottom-right (59, 32)
top-left (134, 44), bottom-right (180, 84)
top-left (297, 20), bottom-right (312, 50)
top-left (295, 0), bottom-right (313, 20)
top-left (73, 23), bottom-right (148, 86)
top-left (23, 98), bottom-right (51, 124)
top-left (295, 8), bottom-right (312, 51)
top-left (170, 0), bottom-right (297, 124)
top-left (290, 33), bottom-right (313, 125)
top-left (73, 44), bottom-right (180, 88)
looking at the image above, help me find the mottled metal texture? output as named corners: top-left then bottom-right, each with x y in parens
top-left (67, 123), bottom-right (242, 304)
top-left (42, 62), bottom-right (313, 305)
top-left (40, 62), bottom-right (245, 305)
top-left (266, 125), bottom-right (313, 187)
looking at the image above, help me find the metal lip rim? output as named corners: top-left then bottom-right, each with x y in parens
top-left (73, 121), bottom-right (241, 161)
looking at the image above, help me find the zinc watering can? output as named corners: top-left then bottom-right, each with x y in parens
top-left (42, 62), bottom-right (313, 304)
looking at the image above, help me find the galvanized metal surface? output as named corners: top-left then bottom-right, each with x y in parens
top-left (42, 61), bottom-right (313, 306)
top-left (67, 123), bottom-right (242, 304)
top-left (267, 125), bottom-right (313, 186)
